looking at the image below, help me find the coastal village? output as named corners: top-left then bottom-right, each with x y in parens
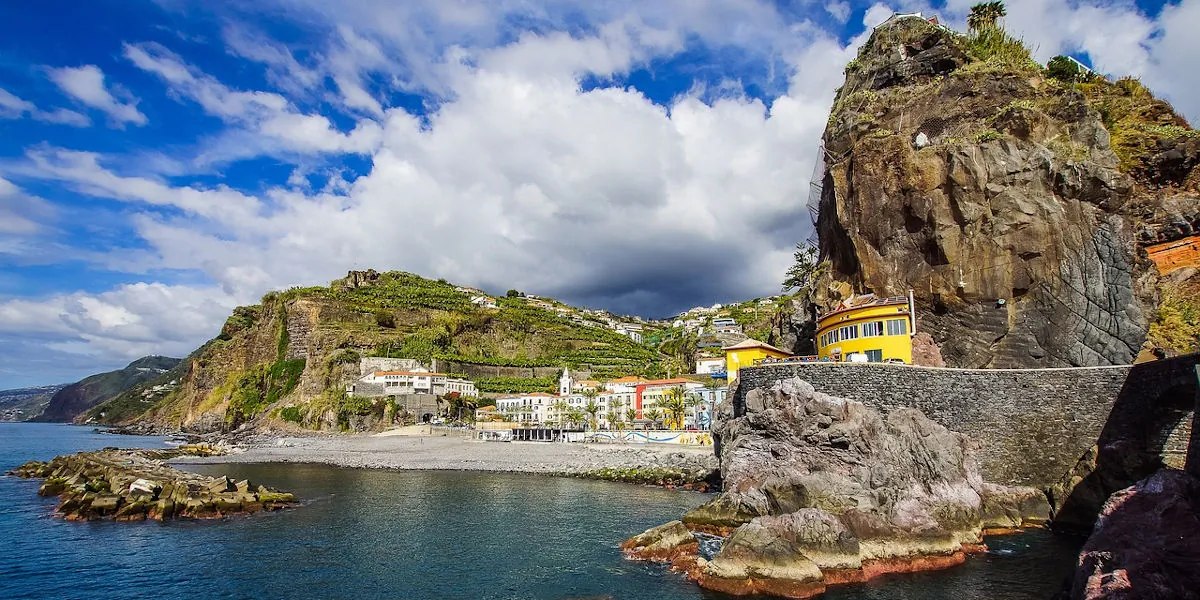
top-left (333, 284), bottom-right (925, 443)
top-left (4, 4), bottom-right (1200, 600)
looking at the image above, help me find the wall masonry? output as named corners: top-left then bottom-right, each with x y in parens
top-left (733, 355), bottom-right (1200, 489)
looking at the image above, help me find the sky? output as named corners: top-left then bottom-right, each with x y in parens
top-left (0, 0), bottom-right (1196, 388)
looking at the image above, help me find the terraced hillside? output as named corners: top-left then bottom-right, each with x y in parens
top-left (91, 270), bottom-right (668, 432)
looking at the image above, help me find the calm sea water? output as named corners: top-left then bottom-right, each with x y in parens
top-left (1, 423), bottom-right (1083, 600)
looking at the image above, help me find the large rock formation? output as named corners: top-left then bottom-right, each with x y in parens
top-left (1059, 469), bottom-right (1200, 600)
top-left (812, 16), bottom-right (1200, 368)
top-left (624, 377), bottom-right (1048, 598)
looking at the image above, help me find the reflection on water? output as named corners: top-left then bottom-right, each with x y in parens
top-left (1, 424), bottom-right (1083, 600)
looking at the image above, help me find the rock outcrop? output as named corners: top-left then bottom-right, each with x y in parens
top-left (624, 377), bottom-right (1048, 598)
top-left (9, 446), bottom-right (296, 521)
top-left (1059, 469), bottom-right (1200, 600)
top-left (812, 16), bottom-right (1198, 368)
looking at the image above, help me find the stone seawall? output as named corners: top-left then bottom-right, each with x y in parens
top-left (733, 359), bottom-right (1199, 489)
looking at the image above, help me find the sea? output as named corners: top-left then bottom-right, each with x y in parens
top-left (0, 423), bottom-right (1084, 600)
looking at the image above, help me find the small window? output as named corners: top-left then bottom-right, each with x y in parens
top-left (865, 349), bottom-right (883, 362)
top-left (841, 324), bottom-right (858, 340)
top-left (886, 319), bottom-right (908, 336)
top-left (861, 321), bottom-right (884, 337)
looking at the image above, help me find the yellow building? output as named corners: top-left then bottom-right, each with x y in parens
top-left (724, 338), bottom-right (791, 381)
top-left (816, 293), bottom-right (915, 364)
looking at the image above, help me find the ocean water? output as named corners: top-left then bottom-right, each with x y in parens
top-left (0, 423), bottom-right (1083, 600)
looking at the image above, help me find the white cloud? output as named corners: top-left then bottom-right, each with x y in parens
top-left (124, 41), bottom-right (382, 160)
top-left (0, 88), bottom-right (36, 118)
top-left (0, 283), bottom-right (242, 364)
top-left (47, 65), bottom-right (147, 127)
top-left (825, 1), bottom-right (852, 23)
top-left (0, 87), bottom-right (90, 126)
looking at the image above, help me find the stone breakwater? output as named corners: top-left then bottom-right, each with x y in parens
top-left (624, 378), bottom-right (1050, 599)
top-left (9, 446), bottom-right (297, 522)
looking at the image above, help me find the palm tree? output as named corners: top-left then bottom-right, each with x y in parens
top-left (646, 408), bottom-right (663, 430)
top-left (584, 400), bottom-right (601, 431)
top-left (625, 408), bottom-right (637, 430)
top-left (655, 389), bottom-right (682, 430)
top-left (567, 407), bottom-right (586, 429)
top-left (967, 1), bottom-right (1006, 32)
top-left (551, 399), bottom-right (570, 431)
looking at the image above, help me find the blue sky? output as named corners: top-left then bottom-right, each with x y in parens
top-left (0, 0), bottom-right (1196, 388)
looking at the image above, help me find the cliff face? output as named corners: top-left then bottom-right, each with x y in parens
top-left (815, 17), bottom-right (1197, 367)
top-left (32, 356), bottom-right (180, 423)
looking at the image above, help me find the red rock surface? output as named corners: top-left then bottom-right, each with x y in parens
top-left (1063, 469), bottom-right (1200, 600)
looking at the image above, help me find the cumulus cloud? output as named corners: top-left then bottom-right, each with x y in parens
top-left (0, 282), bottom-right (243, 385)
top-left (47, 65), bottom-right (147, 127)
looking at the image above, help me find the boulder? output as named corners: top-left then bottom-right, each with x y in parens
top-left (1061, 469), bottom-right (1200, 600)
top-left (629, 377), bottom-right (1045, 597)
top-left (698, 521), bottom-right (826, 599)
top-left (621, 521), bottom-right (698, 562)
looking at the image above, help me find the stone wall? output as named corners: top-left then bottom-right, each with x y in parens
top-left (733, 355), bottom-right (1200, 489)
top-left (359, 357), bottom-right (425, 376)
top-left (433, 360), bottom-right (562, 379)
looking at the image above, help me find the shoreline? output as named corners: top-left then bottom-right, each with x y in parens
top-left (169, 431), bottom-right (720, 481)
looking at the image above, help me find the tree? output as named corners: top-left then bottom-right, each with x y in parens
top-left (967, 1), bottom-right (1006, 32)
top-left (645, 408), bottom-right (663, 430)
top-left (658, 386), bottom-right (692, 430)
top-left (782, 241), bottom-right (828, 300)
top-left (442, 392), bottom-right (477, 423)
top-left (551, 399), bottom-right (571, 430)
top-left (506, 289), bottom-right (522, 298)
top-left (1047, 55), bottom-right (1081, 83)
top-left (584, 400), bottom-right (601, 431)
top-left (567, 407), bottom-right (586, 430)
top-left (374, 309), bottom-right (396, 328)
top-left (625, 408), bottom-right (637, 429)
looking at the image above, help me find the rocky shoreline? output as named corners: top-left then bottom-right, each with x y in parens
top-left (9, 445), bottom-right (297, 522)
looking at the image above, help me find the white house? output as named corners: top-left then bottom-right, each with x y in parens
top-left (471, 295), bottom-right (498, 309)
top-left (695, 357), bottom-right (725, 375)
top-left (348, 369), bottom-right (478, 398)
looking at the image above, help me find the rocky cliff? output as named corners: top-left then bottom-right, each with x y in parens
top-left (92, 271), bottom-right (666, 432)
top-left (625, 377), bottom-right (1048, 598)
top-left (31, 356), bottom-right (180, 422)
top-left (811, 16), bottom-right (1199, 367)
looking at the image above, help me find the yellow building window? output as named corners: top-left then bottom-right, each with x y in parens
top-left (861, 321), bottom-right (884, 337)
top-left (886, 319), bottom-right (908, 336)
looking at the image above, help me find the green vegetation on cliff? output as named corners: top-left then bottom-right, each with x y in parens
top-left (91, 269), bottom-right (670, 431)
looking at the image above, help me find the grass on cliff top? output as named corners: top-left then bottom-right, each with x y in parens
top-left (1077, 77), bottom-right (1197, 176)
top-left (1149, 276), bottom-right (1200, 355)
top-left (959, 27), bottom-right (1041, 77)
